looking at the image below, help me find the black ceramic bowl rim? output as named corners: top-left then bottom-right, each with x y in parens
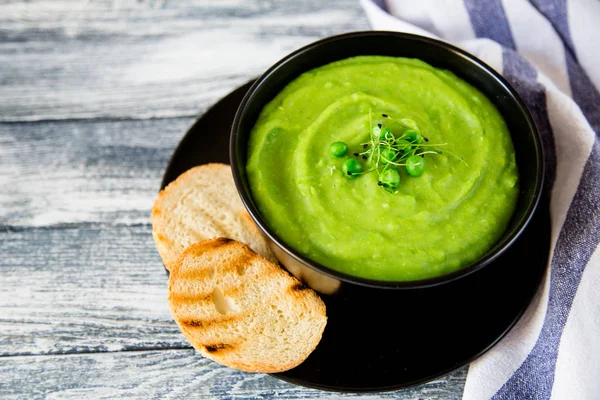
top-left (230, 31), bottom-right (544, 290)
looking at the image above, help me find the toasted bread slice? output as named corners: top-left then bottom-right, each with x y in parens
top-left (168, 238), bottom-right (327, 373)
top-left (152, 163), bottom-right (276, 271)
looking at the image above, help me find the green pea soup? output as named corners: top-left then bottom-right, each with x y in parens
top-left (246, 56), bottom-right (519, 281)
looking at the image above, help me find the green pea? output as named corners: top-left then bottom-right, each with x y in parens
top-left (406, 155), bottom-right (425, 177)
top-left (329, 141), bottom-right (348, 157)
top-left (379, 169), bottom-right (400, 192)
top-left (395, 139), bottom-right (413, 154)
top-left (379, 147), bottom-right (398, 165)
top-left (403, 130), bottom-right (423, 144)
top-left (342, 158), bottom-right (363, 178)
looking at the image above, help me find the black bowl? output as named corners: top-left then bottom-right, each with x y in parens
top-left (230, 31), bottom-right (544, 291)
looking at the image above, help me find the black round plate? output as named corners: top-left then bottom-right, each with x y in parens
top-left (161, 81), bottom-right (551, 393)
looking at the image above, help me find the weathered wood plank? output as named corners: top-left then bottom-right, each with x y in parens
top-left (0, 224), bottom-right (187, 355)
top-left (0, 0), bottom-right (369, 121)
top-left (0, 349), bottom-right (467, 399)
top-left (0, 117), bottom-right (193, 226)
top-left (0, 221), bottom-right (467, 398)
top-left (0, 1), bottom-right (467, 397)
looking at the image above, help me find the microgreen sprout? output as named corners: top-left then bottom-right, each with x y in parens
top-left (328, 110), bottom-right (465, 192)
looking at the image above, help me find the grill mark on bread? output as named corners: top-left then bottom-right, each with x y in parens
top-left (231, 252), bottom-right (256, 273)
top-left (170, 285), bottom-right (242, 303)
top-left (176, 242), bottom-right (258, 280)
top-left (186, 237), bottom-right (236, 255)
top-left (176, 266), bottom-right (217, 280)
top-left (202, 237), bottom-right (234, 249)
top-left (180, 314), bottom-right (237, 329)
top-left (204, 343), bottom-right (234, 353)
top-left (290, 282), bottom-right (307, 292)
top-left (182, 319), bottom-right (204, 327)
top-left (169, 292), bottom-right (212, 303)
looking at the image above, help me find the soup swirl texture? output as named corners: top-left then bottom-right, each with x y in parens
top-left (247, 56), bottom-right (519, 281)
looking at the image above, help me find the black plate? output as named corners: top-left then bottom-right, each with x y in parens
top-left (161, 81), bottom-right (551, 393)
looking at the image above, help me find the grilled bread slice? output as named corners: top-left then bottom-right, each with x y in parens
top-left (151, 163), bottom-right (276, 271)
top-left (168, 238), bottom-right (327, 373)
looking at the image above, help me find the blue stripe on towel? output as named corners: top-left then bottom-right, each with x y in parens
top-left (371, 0), bottom-right (389, 12)
top-left (491, 9), bottom-right (600, 395)
top-left (566, 55), bottom-right (600, 135)
top-left (529, 0), bottom-right (577, 62)
top-left (462, 2), bottom-right (600, 397)
top-left (529, 0), bottom-right (600, 134)
top-left (501, 49), bottom-right (557, 192)
top-left (493, 140), bottom-right (600, 399)
top-left (463, 0), bottom-right (516, 49)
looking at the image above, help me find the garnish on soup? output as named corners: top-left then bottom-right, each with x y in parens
top-left (330, 111), bottom-right (467, 193)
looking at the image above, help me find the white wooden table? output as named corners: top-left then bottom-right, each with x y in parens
top-left (0, 1), bottom-right (466, 398)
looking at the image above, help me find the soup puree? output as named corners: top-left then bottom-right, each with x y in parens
top-left (246, 56), bottom-right (519, 281)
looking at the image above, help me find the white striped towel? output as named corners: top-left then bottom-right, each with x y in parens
top-left (360, 0), bottom-right (600, 399)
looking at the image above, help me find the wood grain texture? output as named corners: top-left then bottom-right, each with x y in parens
top-left (0, 0), bottom-right (467, 397)
top-left (0, 118), bottom-right (194, 226)
top-left (0, 0), bottom-right (369, 122)
top-left (0, 350), bottom-right (467, 400)
top-left (0, 224), bottom-right (186, 356)
top-left (0, 224), bottom-right (466, 398)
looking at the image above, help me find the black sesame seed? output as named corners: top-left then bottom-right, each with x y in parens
top-left (382, 114), bottom-right (388, 118)
top-left (363, 144), bottom-right (368, 148)
top-left (347, 171), bottom-right (352, 175)
top-left (353, 152), bottom-right (359, 157)
top-left (377, 181), bottom-right (382, 186)
top-left (362, 155), bottom-right (367, 160)
top-left (420, 154), bottom-right (425, 158)
top-left (377, 123), bottom-right (382, 128)
top-left (424, 137), bottom-right (429, 142)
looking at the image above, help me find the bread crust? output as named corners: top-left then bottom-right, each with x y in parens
top-left (151, 164), bottom-right (276, 270)
top-left (168, 238), bottom-right (327, 373)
